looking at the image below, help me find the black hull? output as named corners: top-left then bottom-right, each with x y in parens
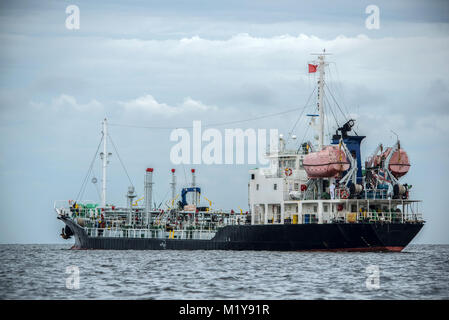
top-left (59, 217), bottom-right (424, 252)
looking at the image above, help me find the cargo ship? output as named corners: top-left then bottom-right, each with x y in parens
top-left (55, 51), bottom-right (424, 251)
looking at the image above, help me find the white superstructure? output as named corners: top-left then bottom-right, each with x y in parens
top-left (248, 51), bottom-right (421, 226)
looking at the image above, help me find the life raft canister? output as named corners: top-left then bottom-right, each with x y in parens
top-left (284, 168), bottom-right (293, 176)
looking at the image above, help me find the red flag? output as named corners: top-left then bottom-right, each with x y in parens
top-left (308, 64), bottom-right (318, 73)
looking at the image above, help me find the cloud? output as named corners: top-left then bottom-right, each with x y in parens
top-left (30, 94), bottom-right (103, 112)
top-left (119, 94), bottom-right (218, 116)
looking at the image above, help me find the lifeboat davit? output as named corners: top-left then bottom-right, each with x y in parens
top-left (303, 145), bottom-right (350, 178)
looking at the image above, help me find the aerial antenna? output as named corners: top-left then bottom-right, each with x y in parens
top-left (311, 49), bottom-right (332, 56)
top-left (391, 129), bottom-right (399, 141)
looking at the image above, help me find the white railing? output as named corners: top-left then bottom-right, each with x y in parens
top-left (54, 200), bottom-right (99, 218)
top-left (84, 227), bottom-right (217, 240)
top-left (54, 200), bottom-right (97, 209)
top-left (338, 211), bottom-right (423, 223)
top-left (363, 189), bottom-right (389, 200)
top-left (297, 188), bottom-right (394, 201)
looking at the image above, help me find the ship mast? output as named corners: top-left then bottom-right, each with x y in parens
top-left (316, 50), bottom-right (328, 151)
top-left (101, 118), bottom-right (109, 207)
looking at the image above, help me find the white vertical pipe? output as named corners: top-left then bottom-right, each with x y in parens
top-left (191, 169), bottom-right (196, 206)
top-left (144, 168), bottom-right (154, 224)
top-left (318, 54), bottom-right (325, 151)
top-left (101, 118), bottom-right (108, 207)
top-left (170, 169), bottom-right (176, 204)
top-left (127, 186), bottom-right (135, 225)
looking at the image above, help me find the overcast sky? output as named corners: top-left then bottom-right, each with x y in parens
top-left (1, 0), bottom-right (448, 244)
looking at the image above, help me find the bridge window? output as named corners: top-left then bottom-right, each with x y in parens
top-left (256, 184), bottom-right (259, 191)
top-left (274, 184), bottom-right (277, 190)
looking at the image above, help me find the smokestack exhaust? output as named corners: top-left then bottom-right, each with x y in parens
top-left (144, 168), bottom-right (154, 225)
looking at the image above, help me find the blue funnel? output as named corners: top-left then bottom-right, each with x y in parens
top-left (331, 120), bottom-right (365, 184)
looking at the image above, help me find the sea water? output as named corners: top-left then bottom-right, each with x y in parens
top-left (0, 244), bottom-right (448, 299)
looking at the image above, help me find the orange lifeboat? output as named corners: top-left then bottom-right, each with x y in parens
top-left (383, 148), bottom-right (410, 178)
top-left (373, 147), bottom-right (410, 178)
top-left (303, 145), bottom-right (350, 178)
